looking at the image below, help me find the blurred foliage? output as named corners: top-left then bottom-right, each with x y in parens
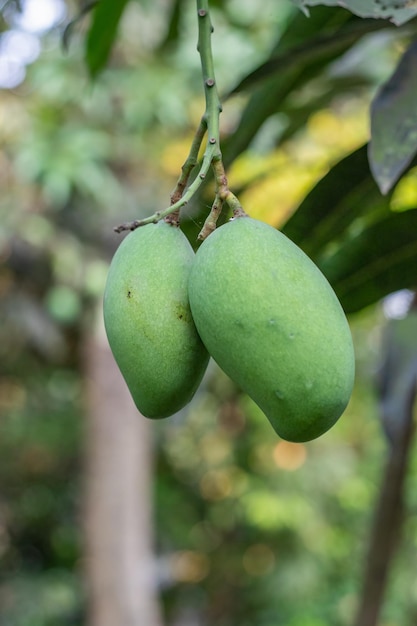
top-left (294, 0), bottom-right (417, 25)
top-left (0, 1), bottom-right (417, 625)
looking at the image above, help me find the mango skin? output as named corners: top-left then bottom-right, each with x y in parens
top-left (103, 221), bottom-right (209, 418)
top-left (188, 217), bottom-right (355, 442)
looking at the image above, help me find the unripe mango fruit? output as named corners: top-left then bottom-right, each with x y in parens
top-left (103, 221), bottom-right (209, 418)
top-left (188, 217), bottom-right (355, 442)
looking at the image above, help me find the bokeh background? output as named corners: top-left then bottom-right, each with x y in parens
top-left (1, 1), bottom-right (417, 625)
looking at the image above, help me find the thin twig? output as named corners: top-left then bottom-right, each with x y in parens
top-left (113, 143), bottom-right (217, 233)
top-left (165, 117), bottom-right (208, 227)
top-left (113, 0), bottom-right (246, 235)
top-left (171, 117), bottom-right (207, 207)
top-left (198, 195), bottom-right (224, 240)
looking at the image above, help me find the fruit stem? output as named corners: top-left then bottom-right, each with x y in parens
top-left (197, 157), bottom-right (247, 239)
top-left (114, 0), bottom-right (245, 235)
top-left (197, 0), bottom-right (222, 162)
top-left (165, 116), bottom-right (208, 227)
top-left (113, 143), bottom-right (216, 232)
top-left (212, 156), bottom-right (247, 216)
top-left (198, 194), bottom-right (224, 240)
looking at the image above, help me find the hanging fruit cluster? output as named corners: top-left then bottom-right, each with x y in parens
top-left (103, 1), bottom-right (355, 442)
top-left (104, 215), bottom-right (354, 442)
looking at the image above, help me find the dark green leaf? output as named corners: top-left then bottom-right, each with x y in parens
top-left (293, 0), bottom-right (417, 25)
top-left (229, 18), bottom-right (392, 95)
top-left (282, 145), bottom-right (390, 257)
top-left (369, 41), bottom-right (417, 195)
top-left (85, 0), bottom-right (131, 78)
top-left (318, 208), bottom-right (417, 313)
top-left (223, 7), bottom-right (357, 166)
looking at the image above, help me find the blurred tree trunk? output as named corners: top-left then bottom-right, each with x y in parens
top-left (83, 317), bottom-right (163, 626)
top-left (353, 422), bottom-right (414, 626)
top-left (354, 308), bottom-right (417, 626)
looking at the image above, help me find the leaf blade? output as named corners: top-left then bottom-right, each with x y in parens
top-left (292, 0), bottom-right (417, 25)
top-left (282, 145), bottom-right (391, 256)
top-left (229, 17), bottom-right (392, 95)
top-left (318, 208), bottom-right (417, 313)
top-left (85, 0), bottom-right (131, 78)
top-left (369, 41), bottom-right (417, 195)
top-left (223, 8), bottom-right (361, 165)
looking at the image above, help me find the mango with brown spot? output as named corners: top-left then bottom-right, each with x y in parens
top-left (104, 221), bottom-right (209, 418)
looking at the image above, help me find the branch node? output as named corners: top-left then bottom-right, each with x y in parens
top-left (197, 196), bottom-right (224, 241)
top-left (112, 2), bottom-right (244, 240)
top-left (164, 210), bottom-right (180, 227)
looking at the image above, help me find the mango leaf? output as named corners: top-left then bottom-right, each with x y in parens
top-left (278, 74), bottom-right (371, 144)
top-left (229, 17), bottom-right (391, 95)
top-left (293, 0), bottom-right (417, 25)
top-left (318, 208), bottom-right (417, 313)
top-left (369, 41), bottom-right (417, 195)
top-left (282, 145), bottom-right (391, 258)
top-left (223, 8), bottom-right (364, 165)
top-left (85, 0), bottom-right (131, 78)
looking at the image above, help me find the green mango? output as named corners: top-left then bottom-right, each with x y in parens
top-left (103, 221), bottom-right (209, 418)
top-left (188, 216), bottom-right (355, 442)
